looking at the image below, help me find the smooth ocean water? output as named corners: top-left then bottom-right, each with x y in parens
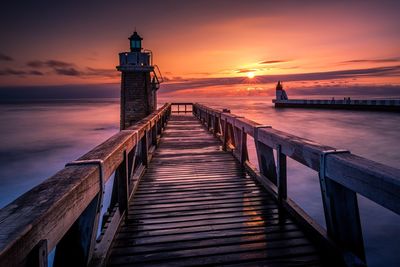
top-left (0, 96), bottom-right (399, 266)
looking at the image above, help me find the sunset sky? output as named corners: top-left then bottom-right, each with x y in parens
top-left (1, 0), bottom-right (399, 96)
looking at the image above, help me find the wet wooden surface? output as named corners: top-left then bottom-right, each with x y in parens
top-left (107, 114), bottom-right (325, 267)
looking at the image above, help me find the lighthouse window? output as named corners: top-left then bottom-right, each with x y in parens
top-left (131, 40), bottom-right (141, 48)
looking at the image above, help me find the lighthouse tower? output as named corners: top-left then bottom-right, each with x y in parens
top-left (117, 31), bottom-right (161, 130)
top-left (275, 81), bottom-right (288, 101)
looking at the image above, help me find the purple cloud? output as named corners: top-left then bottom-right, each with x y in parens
top-left (259, 60), bottom-right (288, 64)
top-left (0, 68), bottom-right (44, 76)
top-left (0, 53), bottom-right (13, 62)
top-left (160, 65), bottom-right (400, 93)
top-left (341, 58), bottom-right (400, 64)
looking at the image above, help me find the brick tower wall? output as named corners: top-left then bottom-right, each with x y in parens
top-left (120, 71), bottom-right (155, 130)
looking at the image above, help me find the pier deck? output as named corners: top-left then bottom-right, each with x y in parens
top-left (107, 114), bottom-right (324, 266)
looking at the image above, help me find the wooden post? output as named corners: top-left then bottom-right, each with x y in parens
top-left (213, 116), bottom-right (219, 136)
top-left (232, 126), bottom-right (246, 163)
top-left (129, 145), bottom-right (138, 179)
top-left (141, 132), bottom-right (149, 167)
top-left (276, 145), bottom-right (287, 205)
top-left (117, 151), bottom-right (129, 214)
top-left (319, 150), bottom-right (365, 264)
top-left (26, 239), bottom-right (48, 267)
top-left (162, 113), bottom-right (166, 129)
top-left (254, 126), bottom-right (277, 185)
top-left (157, 118), bottom-right (162, 136)
top-left (53, 195), bottom-right (100, 267)
top-left (227, 123), bottom-right (236, 149)
top-left (240, 128), bottom-right (248, 164)
top-left (152, 123), bottom-right (157, 146)
top-left (222, 119), bottom-right (228, 151)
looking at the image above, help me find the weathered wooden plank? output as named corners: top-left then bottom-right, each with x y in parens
top-left (135, 183), bottom-right (258, 194)
top-left (326, 153), bottom-right (400, 214)
top-left (130, 196), bottom-right (272, 213)
top-left (118, 220), bottom-right (296, 241)
top-left (127, 207), bottom-right (280, 225)
top-left (108, 245), bottom-right (318, 267)
top-left (112, 239), bottom-right (315, 263)
top-left (130, 204), bottom-right (277, 220)
top-left (0, 165), bottom-right (99, 266)
top-left (112, 231), bottom-right (307, 254)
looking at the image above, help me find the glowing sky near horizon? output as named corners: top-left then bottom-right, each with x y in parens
top-left (0, 0), bottom-right (399, 91)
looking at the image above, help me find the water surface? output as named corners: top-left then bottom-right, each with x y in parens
top-left (0, 96), bottom-right (399, 266)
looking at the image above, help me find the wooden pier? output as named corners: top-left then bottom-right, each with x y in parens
top-left (272, 81), bottom-right (400, 111)
top-left (273, 98), bottom-right (400, 111)
top-left (0, 103), bottom-right (399, 267)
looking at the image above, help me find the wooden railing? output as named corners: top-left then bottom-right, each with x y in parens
top-left (0, 104), bottom-right (172, 267)
top-left (171, 102), bottom-right (192, 113)
top-left (193, 103), bottom-right (400, 267)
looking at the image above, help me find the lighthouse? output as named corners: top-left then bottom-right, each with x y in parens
top-left (275, 81), bottom-right (288, 101)
top-left (117, 31), bottom-right (162, 130)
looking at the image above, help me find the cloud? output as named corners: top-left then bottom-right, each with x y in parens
top-left (0, 68), bottom-right (43, 76)
top-left (85, 67), bottom-right (119, 78)
top-left (340, 58), bottom-right (400, 64)
top-left (25, 59), bottom-right (117, 78)
top-left (236, 68), bottom-right (257, 73)
top-left (54, 67), bottom-right (81, 76)
top-left (27, 59), bottom-right (82, 76)
top-left (0, 53), bottom-right (13, 61)
top-left (160, 65), bottom-right (400, 94)
top-left (27, 60), bottom-right (74, 68)
top-left (0, 68), bottom-right (26, 76)
top-left (163, 76), bottom-right (186, 82)
top-left (26, 61), bottom-right (44, 68)
top-left (259, 60), bottom-right (288, 64)
top-left (29, 70), bottom-right (44, 75)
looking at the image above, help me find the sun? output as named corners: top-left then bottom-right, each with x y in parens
top-left (247, 72), bottom-right (255, 79)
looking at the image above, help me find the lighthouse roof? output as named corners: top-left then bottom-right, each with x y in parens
top-left (129, 31), bottom-right (143, 41)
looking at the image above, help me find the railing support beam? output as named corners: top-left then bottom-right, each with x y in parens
top-left (254, 126), bottom-right (277, 185)
top-left (27, 239), bottom-right (48, 267)
top-left (276, 144), bottom-right (287, 205)
top-left (319, 150), bottom-right (365, 265)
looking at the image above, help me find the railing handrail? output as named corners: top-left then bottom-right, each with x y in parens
top-left (193, 103), bottom-right (400, 214)
top-left (0, 103), bottom-right (171, 266)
